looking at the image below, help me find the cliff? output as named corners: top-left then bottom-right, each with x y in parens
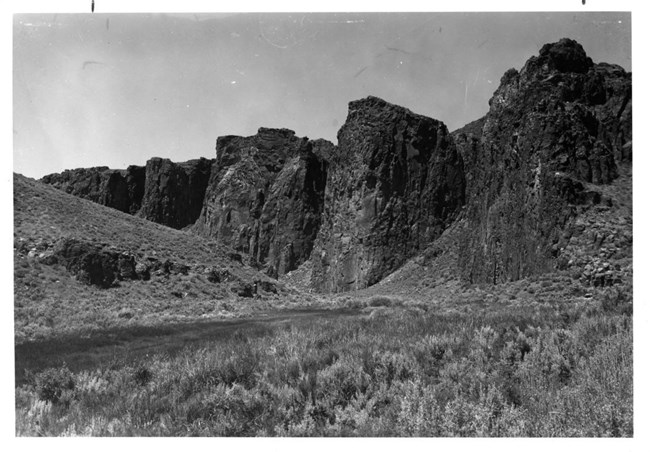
top-left (458, 38), bottom-right (632, 284)
top-left (41, 166), bottom-right (145, 215)
top-left (308, 96), bottom-right (465, 292)
top-left (39, 38), bottom-right (631, 292)
top-left (138, 157), bottom-right (213, 229)
top-left (192, 128), bottom-right (333, 277)
top-left (42, 158), bottom-right (214, 230)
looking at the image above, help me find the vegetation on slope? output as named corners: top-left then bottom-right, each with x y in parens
top-left (14, 174), bottom-right (319, 343)
top-left (16, 285), bottom-right (631, 437)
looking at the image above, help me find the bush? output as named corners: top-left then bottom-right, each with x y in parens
top-left (35, 365), bottom-right (75, 404)
top-left (218, 346), bottom-right (260, 389)
top-left (368, 296), bottom-right (393, 307)
top-left (133, 366), bottom-right (153, 386)
top-left (317, 357), bottom-right (370, 407)
top-left (411, 335), bottom-right (452, 378)
top-left (599, 286), bottom-right (632, 315)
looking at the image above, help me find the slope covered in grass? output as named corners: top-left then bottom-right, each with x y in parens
top-left (14, 174), bottom-right (318, 343)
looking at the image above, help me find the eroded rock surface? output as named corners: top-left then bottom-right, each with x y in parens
top-left (192, 128), bottom-right (332, 276)
top-left (138, 157), bottom-right (213, 229)
top-left (42, 158), bottom-right (213, 229)
top-left (458, 38), bottom-right (632, 284)
top-left (309, 96), bottom-right (465, 293)
top-left (41, 166), bottom-right (145, 215)
top-left (48, 238), bottom-right (139, 288)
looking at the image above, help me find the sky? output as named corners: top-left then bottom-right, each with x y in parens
top-left (13, 11), bottom-right (631, 178)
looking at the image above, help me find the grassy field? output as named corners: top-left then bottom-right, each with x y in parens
top-left (14, 308), bottom-right (361, 387)
top-left (15, 285), bottom-right (631, 437)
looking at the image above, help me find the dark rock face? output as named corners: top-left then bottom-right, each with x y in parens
top-left (41, 159), bottom-right (212, 229)
top-left (257, 140), bottom-right (331, 277)
top-left (538, 38), bottom-right (593, 73)
top-left (123, 166), bottom-right (146, 214)
top-left (309, 96), bottom-right (466, 293)
top-left (49, 238), bottom-right (139, 288)
top-left (41, 166), bottom-right (145, 215)
top-left (590, 63), bottom-right (632, 162)
top-left (193, 128), bottom-right (331, 277)
top-left (452, 117), bottom-right (485, 172)
top-left (138, 157), bottom-right (213, 229)
top-left (458, 39), bottom-right (632, 284)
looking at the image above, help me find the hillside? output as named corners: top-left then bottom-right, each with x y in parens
top-left (14, 174), bottom-right (321, 344)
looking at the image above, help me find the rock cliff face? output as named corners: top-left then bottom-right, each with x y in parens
top-left (138, 157), bottom-right (213, 229)
top-left (39, 38), bottom-right (630, 292)
top-left (41, 166), bottom-right (145, 215)
top-left (458, 38), bottom-right (632, 284)
top-left (192, 128), bottom-right (332, 276)
top-left (309, 96), bottom-right (466, 293)
top-left (42, 158), bottom-right (213, 229)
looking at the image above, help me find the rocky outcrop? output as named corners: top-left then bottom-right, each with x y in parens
top-left (590, 63), bottom-right (632, 162)
top-left (42, 158), bottom-right (213, 229)
top-left (458, 38), bottom-right (632, 284)
top-left (309, 96), bottom-right (466, 293)
top-left (123, 166), bottom-right (147, 213)
top-left (192, 128), bottom-right (332, 276)
top-left (46, 238), bottom-right (141, 288)
top-left (256, 140), bottom-right (331, 277)
top-left (41, 166), bottom-right (145, 215)
top-left (138, 157), bottom-right (213, 229)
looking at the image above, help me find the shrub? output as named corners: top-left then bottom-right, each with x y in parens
top-left (317, 357), bottom-right (370, 407)
top-left (133, 366), bottom-right (153, 386)
top-left (218, 346), bottom-right (260, 389)
top-left (365, 351), bottom-right (416, 386)
top-left (411, 335), bottom-right (453, 379)
top-left (301, 348), bottom-right (339, 375)
top-left (35, 365), bottom-right (75, 404)
top-left (368, 296), bottom-right (393, 307)
top-left (599, 285), bottom-right (632, 315)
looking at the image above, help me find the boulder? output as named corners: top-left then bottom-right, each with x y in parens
top-left (231, 281), bottom-right (255, 298)
top-left (254, 279), bottom-right (278, 294)
top-left (51, 238), bottom-right (137, 288)
top-left (135, 262), bottom-right (150, 281)
top-left (204, 266), bottom-right (233, 283)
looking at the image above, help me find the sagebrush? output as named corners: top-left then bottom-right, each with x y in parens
top-left (15, 296), bottom-right (632, 437)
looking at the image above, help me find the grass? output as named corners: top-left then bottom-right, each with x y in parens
top-left (14, 174), bottom-right (327, 343)
top-left (14, 308), bottom-right (361, 387)
top-left (14, 174), bottom-right (227, 267)
top-left (15, 289), bottom-right (632, 437)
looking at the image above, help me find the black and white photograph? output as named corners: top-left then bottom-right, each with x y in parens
top-left (9, 0), bottom-right (643, 441)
